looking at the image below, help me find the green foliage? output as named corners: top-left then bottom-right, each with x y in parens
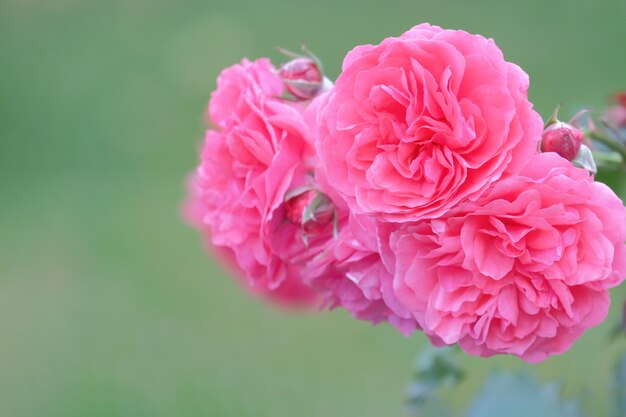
top-left (405, 346), bottom-right (464, 416)
top-left (466, 373), bottom-right (586, 417)
top-left (407, 347), bottom-right (593, 417)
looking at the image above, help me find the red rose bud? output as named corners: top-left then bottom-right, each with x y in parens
top-left (611, 91), bottom-right (626, 108)
top-left (279, 58), bottom-right (323, 100)
top-left (284, 189), bottom-right (334, 234)
top-left (540, 122), bottom-right (584, 161)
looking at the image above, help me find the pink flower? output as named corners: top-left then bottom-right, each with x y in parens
top-left (388, 153), bottom-right (626, 362)
top-left (317, 23), bottom-right (543, 222)
top-left (185, 58), bottom-right (321, 305)
top-left (208, 58), bottom-right (283, 128)
top-left (303, 210), bottom-right (417, 335)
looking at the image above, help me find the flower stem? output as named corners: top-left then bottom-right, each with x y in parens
top-left (592, 151), bottom-right (624, 172)
top-left (587, 130), bottom-right (626, 170)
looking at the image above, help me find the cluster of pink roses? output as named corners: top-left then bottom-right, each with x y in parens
top-left (184, 24), bottom-right (626, 362)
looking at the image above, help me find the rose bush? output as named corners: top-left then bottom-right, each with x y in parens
top-left (184, 24), bottom-right (626, 362)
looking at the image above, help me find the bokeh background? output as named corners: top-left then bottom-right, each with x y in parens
top-left (1, 0), bottom-right (626, 416)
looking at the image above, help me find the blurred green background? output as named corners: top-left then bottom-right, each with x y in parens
top-left (1, 0), bottom-right (626, 415)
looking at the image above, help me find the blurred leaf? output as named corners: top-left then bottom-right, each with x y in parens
top-left (405, 346), bottom-right (464, 416)
top-left (466, 373), bottom-right (586, 417)
top-left (405, 397), bottom-right (455, 417)
top-left (594, 150), bottom-right (624, 173)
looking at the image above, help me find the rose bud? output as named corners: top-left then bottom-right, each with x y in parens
top-left (284, 189), bottom-right (334, 234)
top-left (540, 122), bottom-right (584, 161)
top-left (278, 58), bottom-right (323, 100)
top-left (611, 91), bottom-right (626, 108)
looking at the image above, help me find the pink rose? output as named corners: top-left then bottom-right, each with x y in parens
top-left (388, 153), bottom-right (626, 362)
top-left (317, 23), bottom-right (543, 222)
top-left (244, 148), bottom-right (413, 332)
top-left (184, 58), bottom-right (321, 305)
top-left (303, 209), bottom-right (417, 335)
top-left (208, 58), bottom-right (283, 128)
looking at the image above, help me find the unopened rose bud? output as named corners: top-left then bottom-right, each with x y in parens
top-left (284, 189), bottom-right (334, 234)
top-left (279, 58), bottom-right (323, 100)
top-left (541, 122), bottom-right (584, 161)
top-left (612, 91), bottom-right (626, 108)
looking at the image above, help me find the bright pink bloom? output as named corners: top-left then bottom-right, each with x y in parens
top-left (317, 23), bottom-right (543, 222)
top-left (208, 58), bottom-right (283, 128)
top-left (303, 211), bottom-right (417, 334)
top-left (185, 58), bottom-right (322, 305)
top-left (388, 153), bottom-right (626, 362)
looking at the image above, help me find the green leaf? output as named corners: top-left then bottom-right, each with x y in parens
top-left (300, 42), bottom-right (324, 73)
top-left (405, 395), bottom-right (455, 417)
top-left (593, 151), bottom-right (624, 173)
top-left (466, 373), bottom-right (586, 417)
top-left (545, 103), bottom-right (563, 127)
top-left (275, 46), bottom-right (305, 60)
top-left (405, 346), bottom-right (464, 416)
top-left (587, 130), bottom-right (626, 167)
